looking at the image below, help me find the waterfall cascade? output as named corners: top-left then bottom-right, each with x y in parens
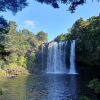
top-left (69, 40), bottom-right (76, 74)
top-left (42, 44), bottom-right (44, 68)
top-left (42, 40), bottom-right (77, 74)
top-left (47, 41), bottom-right (67, 74)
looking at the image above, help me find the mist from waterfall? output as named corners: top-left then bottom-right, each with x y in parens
top-left (47, 41), bottom-right (67, 74)
top-left (69, 40), bottom-right (76, 74)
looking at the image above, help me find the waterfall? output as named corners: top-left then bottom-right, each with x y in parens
top-left (41, 44), bottom-right (44, 68)
top-left (47, 41), bottom-right (67, 74)
top-left (69, 40), bottom-right (77, 74)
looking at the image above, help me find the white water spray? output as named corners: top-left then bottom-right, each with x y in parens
top-left (47, 41), bottom-right (67, 74)
top-left (69, 40), bottom-right (77, 74)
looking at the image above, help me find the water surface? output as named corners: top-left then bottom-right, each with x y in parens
top-left (0, 74), bottom-right (91, 100)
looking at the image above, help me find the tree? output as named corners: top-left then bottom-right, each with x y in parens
top-left (0, 0), bottom-right (28, 14)
top-left (5, 21), bottom-right (18, 51)
top-left (54, 16), bottom-right (100, 66)
top-left (54, 33), bottom-right (66, 42)
top-left (8, 21), bottom-right (17, 35)
top-left (0, 0), bottom-right (98, 14)
top-left (36, 31), bottom-right (48, 42)
top-left (0, 17), bottom-right (8, 55)
top-left (0, 16), bottom-right (8, 34)
top-left (36, 0), bottom-right (86, 13)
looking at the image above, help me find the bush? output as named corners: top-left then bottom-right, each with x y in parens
top-left (80, 96), bottom-right (91, 100)
top-left (27, 52), bottom-right (36, 68)
top-left (88, 79), bottom-right (100, 94)
top-left (0, 70), bottom-right (6, 77)
top-left (18, 56), bottom-right (26, 68)
top-left (6, 53), bottom-right (18, 63)
top-left (0, 88), bottom-right (7, 95)
top-left (4, 63), bottom-right (18, 69)
top-left (0, 60), bottom-right (5, 69)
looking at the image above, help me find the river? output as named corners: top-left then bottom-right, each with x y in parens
top-left (0, 73), bottom-right (93, 100)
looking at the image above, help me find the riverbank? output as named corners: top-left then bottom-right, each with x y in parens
top-left (0, 67), bottom-right (29, 79)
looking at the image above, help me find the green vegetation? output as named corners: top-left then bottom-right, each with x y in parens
top-left (0, 87), bottom-right (7, 96)
top-left (0, 0), bottom-right (96, 14)
top-left (88, 79), bottom-right (100, 94)
top-left (55, 15), bottom-right (100, 67)
top-left (36, 31), bottom-right (48, 42)
top-left (80, 96), bottom-right (91, 100)
top-left (80, 79), bottom-right (100, 100)
top-left (0, 20), bottom-right (48, 77)
top-left (36, 0), bottom-right (98, 13)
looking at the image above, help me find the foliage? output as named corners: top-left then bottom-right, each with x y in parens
top-left (80, 96), bottom-right (91, 100)
top-left (0, 0), bottom-right (99, 14)
top-left (0, 0), bottom-right (28, 14)
top-left (55, 15), bottom-right (100, 66)
top-left (0, 88), bottom-right (7, 95)
top-left (80, 79), bottom-right (100, 100)
top-left (73, 16), bottom-right (100, 66)
top-left (0, 70), bottom-right (6, 77)
top-left (36, 0), bottom-right (88, 12)
top-left (54, 34), bottom-right (66, 42)
top-left (5, 63), bottom-right (18, 69)
top-left (0, 20), bottom-right (48, 76)
top-left (7, 53), bottom-right (18, 63)
top-left (0, 16), bottom-right (8, 34)
top-left (0, 59), bottom-right (5, 69)
top-left (18, 56), bottom-right (26, 68)
top-left (36, 31), bottom-right (48, 42)
top-left (27, 52), bottom-right (36, 68)
top-left (88, 79), bottom-right (100, 94)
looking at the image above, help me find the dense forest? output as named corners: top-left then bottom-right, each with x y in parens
top-left (55, 15), bottom-right (100, 67)
top-left (0, 18), bottom-right (48, 77)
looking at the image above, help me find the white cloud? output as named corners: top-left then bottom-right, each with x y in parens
top-left (24, 20), bottom-right (36, 28)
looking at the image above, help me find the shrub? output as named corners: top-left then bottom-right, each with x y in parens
top-left (27, 52), bottom-right (36, 68)
top-left (80, 96), bottom-right (91, 100)
top-left (18, 56), bottom-right (26, 68)
top-left (88, 79), bottom-right (100, 94)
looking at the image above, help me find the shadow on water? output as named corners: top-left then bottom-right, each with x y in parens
top-left (0, 73), bottom-right (94, 100)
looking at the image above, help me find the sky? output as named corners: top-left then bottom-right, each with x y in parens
top-left (1, 0), bottom-right (100, 41)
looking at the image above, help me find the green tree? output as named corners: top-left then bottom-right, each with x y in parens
top-left (0, 16), bottom-right (8, 34)
top-left (0, 0), bottom-right (99, 14)
top-left (36, 31), bottom-right (48, 42)
top-left (54, 16), bottom-right (100, 66)
top-left (36, 0), bottom-right (96, 13)
top-left (0, 0), bottom-right (28, 13)
top-left (4, 21), bottom-right (18, 51)
top-left (55, 33), bottom-right (66, 42)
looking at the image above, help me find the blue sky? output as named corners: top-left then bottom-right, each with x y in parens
top-left (1, 0), bottom-right (100, 41)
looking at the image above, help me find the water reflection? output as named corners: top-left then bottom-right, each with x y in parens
top-left (46, 74), bottom-right (78, 100)
top-left (0, 75), bottom-right (28, 100)
top-left (0, 74), bottom-right (78, 100)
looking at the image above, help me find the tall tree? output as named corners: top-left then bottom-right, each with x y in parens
top-left (36, 31), bottom-right (48, 42)
top-left (0, 16), bottom-right (8, 34)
